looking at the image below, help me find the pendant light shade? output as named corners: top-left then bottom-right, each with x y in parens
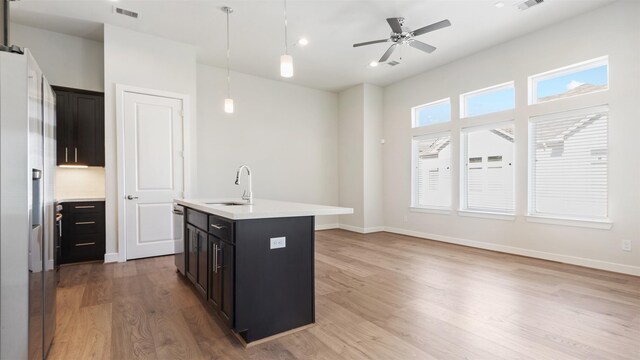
top-left (222, 6), bottom-right (234, 113)
top-left (280, 0), bottom-right (294, 78)
top-left (224, 98), bottom-right (234, 113)
top-left (280, 54), bottom-right (294, 78)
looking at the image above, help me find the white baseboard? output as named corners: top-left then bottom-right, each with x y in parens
top-left (315, 223), bottom-right (339, 231)
top-left (338, 224), bottom-right (385, 234)
top-left (104, 252), bottom-right (119, 263)
top-left (47, 259), bottom-right (54, 269)
top-left (383, 226), bottom-right (640, 276)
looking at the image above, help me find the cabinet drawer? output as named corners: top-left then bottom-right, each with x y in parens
top-left (71, 213), bottom-right (104, 235)
top-left (66, 202), bottom-right (104, 214)
top-left (186, 208), bottom-right (208, 230)
top-left (209, 215), bottom-right (232, 242)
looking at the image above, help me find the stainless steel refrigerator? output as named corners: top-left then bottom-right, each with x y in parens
top-left (0, 48), bottom-right (57, 359)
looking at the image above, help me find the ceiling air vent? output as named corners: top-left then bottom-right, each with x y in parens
top-left (113, 6), bottom-right (139, 19)
top-left (516, 0), bottom-right (544, 10)
top-left (387, 60), bottom-right (401, 66)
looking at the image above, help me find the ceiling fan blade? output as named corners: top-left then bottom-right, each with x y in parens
top-left (379, 44), bottom-right (397, 63)
top-left (353, 39), bottom-right (389, 48)
top-left (409, 40), bottom-right (436, 54)
top-left (412, 19), bottom-right (451, 37)
top-left (386, 18), bottom-right (403, 33)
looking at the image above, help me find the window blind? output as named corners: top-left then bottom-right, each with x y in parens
top-left (413, 134), bottom-right (451, 208)
top-left (462, 123), bottom-right (515, 213)
top-left (529, 105), bottom-right (608, 219)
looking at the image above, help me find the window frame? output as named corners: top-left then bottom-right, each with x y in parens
top-left (528, 56), bottom-right (609, 105)
top-left (460, 81), bottom-right (515, 119)
top-left (411, 97), bottom-right (451, 128)
top-left (459, 120), bottom-right (516, 215)
top-left (411, 131), bottom-right (453, 211)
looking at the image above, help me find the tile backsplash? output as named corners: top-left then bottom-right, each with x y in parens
top-left (56, 167), bottom-right (105, 200)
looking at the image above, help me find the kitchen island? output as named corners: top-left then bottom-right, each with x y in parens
top-left (175, 198), bottom-right (352, 345)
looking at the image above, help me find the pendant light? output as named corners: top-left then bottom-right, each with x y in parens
top-left (280, 0), bottom-right (293, 78)
top-left (222, 6), bottom-right (234, 113)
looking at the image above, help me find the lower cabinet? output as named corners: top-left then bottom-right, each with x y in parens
top-left (185, 223), bottom-right (208, 297)
top-left (60, 201), bottom-right (105, 264)
top-left (208, 235), bottom-right (234, 328)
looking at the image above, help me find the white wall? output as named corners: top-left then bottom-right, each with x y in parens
top-left (382, 1), bottom-right (640, 274)
top-left (363, 84), bottom-right (384, 229)
top-left (11, 23), bottom-right (104, 92)
top-left (195, 64), bottom-right (339, 228)
top-left (338, 85), bottom-right (365, 228)
top-left (338, 84), bottom-right (384, 231)
top-left (104, 24), bottom-right (198, 259)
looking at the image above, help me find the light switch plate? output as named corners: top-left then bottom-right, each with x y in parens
top-left (270, 237), bottom-right (286, 249)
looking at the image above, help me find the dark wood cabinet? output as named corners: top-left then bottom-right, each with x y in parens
top-left (195, 229), bottom-right (208, 296)
top-left (181, 208), bottom-right (315, 344)
top-left (208, 234), bottom-right (234, 328)
top-left (185, 224), bottom-right (197, 283)
top-left (60, 201), bottom-right (105, 264)
top-left (53, 87), bottom-right (104, 167)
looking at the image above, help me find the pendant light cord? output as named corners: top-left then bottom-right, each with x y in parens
top-left (283, 0), bottom-right (288, 55)
top-left (226, 8), bottom-right (231, 98)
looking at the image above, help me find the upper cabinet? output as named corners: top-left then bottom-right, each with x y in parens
top-left (54, 87), bottom-right (105, 167)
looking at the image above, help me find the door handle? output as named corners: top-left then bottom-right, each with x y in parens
top-left (126, 195), bottom-right (138, 200)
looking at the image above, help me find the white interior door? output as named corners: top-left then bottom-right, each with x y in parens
top-left (123, 92), bottom-right (184, 260)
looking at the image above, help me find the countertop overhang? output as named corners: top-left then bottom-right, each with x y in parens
top-left (175, 198), bottom-right (353, 220)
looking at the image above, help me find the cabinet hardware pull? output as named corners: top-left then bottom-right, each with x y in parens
top-left (216, 245), bottom-right (222, 270)
top-left (211, 224), bottom-right (226, 230)
top-left (75, 205), bottom-right (95, 209)
top-left (74, 147), bottom-right (78, 162)
top-left (75, 242), bottom-right (95, 247)
top-left (75, 221), bottom-right (95, 225)
top-left (65, 147), bottom-right (68, 162)
top-left (172, 209), bottom-right (184, 215)
top-left (213, 244), bottom-right (218, 273)
top-left (58, 220), bottom-right (62, 237)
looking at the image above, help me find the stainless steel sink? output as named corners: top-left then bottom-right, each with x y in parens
top-left (205, 201), bottom-right (247, 206)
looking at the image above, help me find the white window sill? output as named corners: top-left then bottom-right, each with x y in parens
top-left (526, 215), bottom-right (612, 230)
top-left (410, 206), bottom-right (452, 215)
top-left (458, 210), bottom-right (516, 221)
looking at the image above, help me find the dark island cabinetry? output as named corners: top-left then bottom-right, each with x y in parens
top-left (181, 207), bottom-right (315, 344)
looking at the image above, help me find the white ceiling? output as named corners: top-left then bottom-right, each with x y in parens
top-left (11, 0), bottom-right (615, 92)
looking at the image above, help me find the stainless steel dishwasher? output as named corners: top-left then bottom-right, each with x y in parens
top-left (173, 203), bottom-right (185, 275)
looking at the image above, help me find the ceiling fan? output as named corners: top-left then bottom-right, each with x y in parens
top-left (354, 17), bottom-right (451, 63)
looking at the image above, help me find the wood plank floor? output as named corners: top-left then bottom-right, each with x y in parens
top-left (48, 229), bottom-right (640, 359)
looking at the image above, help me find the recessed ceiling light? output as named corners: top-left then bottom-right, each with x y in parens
top-left (297, 38), bottom-right (309, 46)
top-left (369, 61), bottom-right (379, 67)
top-left (494, 1), bottom-right (505, 8)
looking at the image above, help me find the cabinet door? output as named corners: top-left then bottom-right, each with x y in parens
top-left (185, 225), bottom-right (197, 284)
top-left (72, 93), bottom-right (104, 166)
top-left (219, 240), bottom-right (234, 327)
top-left (195, 229), bottom-right (208, 296)
top-left (55, 91), bottom-right (73, 165)
top-left (208, 236), bottom-right (221, 310)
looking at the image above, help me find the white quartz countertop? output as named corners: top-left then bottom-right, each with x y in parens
top-left (57, 197), bottom-right (105, 203)
top-left (175, 198), bottom-right (353, 220)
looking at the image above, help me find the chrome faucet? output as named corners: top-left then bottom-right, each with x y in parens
top-left (235, 165), bottom-right (253, 204)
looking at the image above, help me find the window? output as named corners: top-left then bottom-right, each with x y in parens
top-left (529, 57), bottom-right (608, 104)
top-left (461, 82), bottom-right (515, 118)
top-left (461, 123), bottom-right (515, 213)
top-left (412, 98), bottom-right (451, 127)
top-left (412, 133), bottom-right (451, 209)
top-left (529, 105), bottom-right (608, 220)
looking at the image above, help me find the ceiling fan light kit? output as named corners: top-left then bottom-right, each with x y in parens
top-left (353, 16), bottom-right (451, 64)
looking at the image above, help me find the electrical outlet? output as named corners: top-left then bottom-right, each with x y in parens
top-left (621, 239), bottom-right (632, 252)
top-left (270, 237), bottom-right (286, 249)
